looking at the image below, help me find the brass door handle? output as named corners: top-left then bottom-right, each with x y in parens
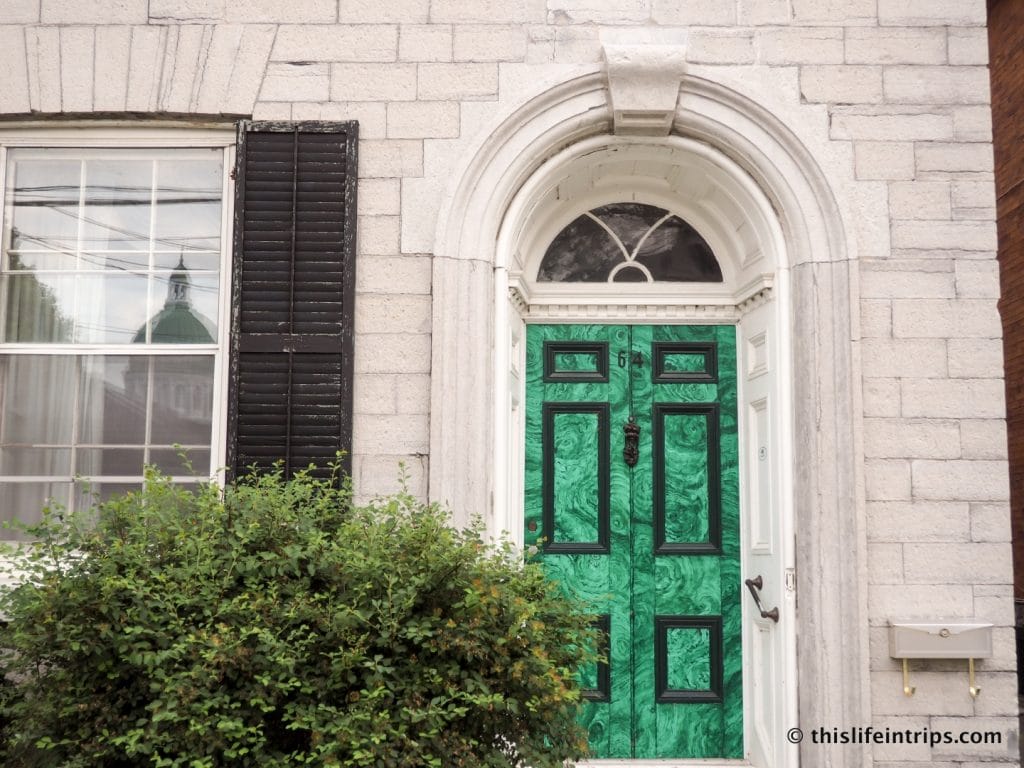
top-left (744, 575), bottom-right (779, 623)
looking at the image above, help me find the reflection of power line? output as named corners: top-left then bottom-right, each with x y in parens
top-left (14, 183), bottom-right (220, 206)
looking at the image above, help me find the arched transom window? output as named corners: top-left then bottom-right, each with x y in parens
top-left (538, 203), bottom-right (722, 284)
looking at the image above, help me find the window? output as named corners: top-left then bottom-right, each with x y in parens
top-left (0, 134), bottom-right (232, 537)
top-left (538, 202), bottom-right (722, 283)
top-left (0, 123), bottom-right (358, 540)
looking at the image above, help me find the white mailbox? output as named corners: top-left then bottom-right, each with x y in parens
top-left (888, 619), bottom-right (992, 699)
top-left (889, 620), bottom-right (993, 659)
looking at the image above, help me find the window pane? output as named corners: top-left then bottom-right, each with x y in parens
top-left (147, 271), bottom-right (219, 344)
top-left (150, 356), bottom-right (215, 444)
top-left (76, 448), bottom-right (146, 476)
top-left (3, 273), bottom-right (75, 342)
top-left (81, 158), bottom-right (152, 252)
top-left (0, 481), bottom-right (72, 539)
top-left (5, 158), bottom-right (81, 253)
top-left (0, 355), bottom-right (76, 447)
top-left (73, 273), bottom-right (151, 344)
top-left (77, 356), bottom-right (148, 444)
top-left (150, 448), bottom-right (211, 476)
top-left (154, 155), bottom-right (223, 255)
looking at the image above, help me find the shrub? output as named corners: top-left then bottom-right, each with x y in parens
top-left (0, 467), bottom-right (596, 768)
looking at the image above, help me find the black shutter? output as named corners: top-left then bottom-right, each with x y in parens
top-left (227, 121), bottom-right (358, 482)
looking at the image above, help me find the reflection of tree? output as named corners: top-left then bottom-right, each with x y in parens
top-left (5, 233), bottom-right (73, 342)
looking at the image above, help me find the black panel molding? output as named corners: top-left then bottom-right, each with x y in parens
top-left (542, 402), bottom-right (611, 553)
top-left (582, 614), bottom-right (611, 702)
top-left (652, 341), bottom-right (718, 383)
top-left (654, 615), bottom-right (724, 704)
top-left (543, 341), bottom-right (610, 382)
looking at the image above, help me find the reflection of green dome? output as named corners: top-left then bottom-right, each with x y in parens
top-left (133, 255), bottom-right (216, 344)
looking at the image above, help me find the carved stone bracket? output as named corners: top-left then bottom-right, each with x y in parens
top-left (601, 43), bottom-right (687, 136)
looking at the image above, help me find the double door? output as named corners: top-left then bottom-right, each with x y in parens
top-left (524, 324), bottom-right (742, 759)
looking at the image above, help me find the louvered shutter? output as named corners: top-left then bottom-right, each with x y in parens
top-left (227, 121), bottom-right (358, 482)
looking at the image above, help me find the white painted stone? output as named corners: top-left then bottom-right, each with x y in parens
top-left (355, 454), bottom-right (429, 500)
top-left (689, 30), bottom-right (754, 65)
top-left (904, 542), bottom-right (1012, 585)
top-left (0, 27), bottom-right (31, 112)
top-left (356, 256), bottom-right (431, 294)
top-left (865, 459), bottom-right (912, 501)
top-left (889, 181), bottom-right (951, 220)
top-left (952, 106), bottom-right (994, 143)
top-left (222, 24), bottom-right (275, 114)
top-left (970, 503), bottom-right (1012, 544)
top-left (868, 584), bottom-right (975, 624)
top-left (338, 0), bottom-right (429, 23)
top-left (353, 414), bottom-right (429, 455)
top-left (396, 373), bottom-right (431, 414)
top-left (860, 339), bottom-right (947, 378)
top-left (871, 717), bottom-right (933, 762)
top-left (553, 26), bottom-right (602, 62)
top-left (386, 101), bottom-right (460, 138)
top-left (272, 25), bottom-right (398, 63)
top-left (194, 24), bottom-right (240, 113)
top-left (360, 140), bottom-right (424, 178)
top-left (149, 0), bottom-right (224, 21)
top-left (955, 260), bottom-right (1001, 299)
top-left (353, 374), bottom-right (397, 414)
top-left (354, 333), bottom-right (431, 373)
top-left (892, 299), bottom-right (1002, 339)
top-left (358, 178), bottom-right (401, 216)
top-left (845, 27), bottom-right (946, 65)
top-left (868, 542), bottom-right (904, 584)
top-left (417, 63), bottom-right (497, 100)
top-left (157, 24), bottom-right (204, 111)
top-left (902, 379), bottom-right (1005, 419)
top-left (126, 26), bottom-right (165, 111)
top-left (970, 672), bottom-right (1019, 717)
top-left (974, 585), bottom-right (1016, 627)
top-left (25, 26), bottom-right (60, 112)
top-left (358, 216), bottom-right (400, 256)
top-left (225, 0), bottom-right (334, 22)
top-left (792, 0), bottom-right (875, 24)
top-left (399, 24), bottom-right (452, 62)
top-left (524, 25), bottom-right (554, 62)
top-left (829, 110), bottom-right (953, 142)
top-left (860, 262), bottom-right (956, 299)
top-left (355, 295), bottom-right (432, 334)
top-left (738, 0), bottom-right (788, 24)
top-left (259, 63), bottom-right (329, 102)
top-left (891, 221), bottom-right (998, 252)
top-left (602, 43), bottom-right (686, 135)
top-left (331, 64), bottom-right (417, 101)
top-left (651, 0), bottom-right (734, 24)
top-left (453, 25), bottom-right (526, 62)
top-left (930, 717), bottom-right (1018, 761)
top-left (878, 0), bottom-right (986, 26)
top-left (251, 102), bottom-right (291, 120)
top-left (948, 28), bottom-right (989, 66)
top-left (93, 25), bottom-right (131, 110)
top-left (948, 339), bottom-right (1006, 379)
top-left (429, 0), bottom-right (547, 23)
top-left (866, 501), bottom-right (971, 542)
top-left (553, 0), bottom-right (651, 24)
top-left (3, 0), bottom-right (40, 22)
top-left (860, 300), bottom-right (891, 338)
top-left (910, 461), bottom-right (1010, 503)
top-left (959, 420), bottom-right (1008, 461)
top-left (59, 26), bottom-right (94, 112)
top-left (863, 378), bottom-right (901, 417)
top-left (800, 65), bottom-right (883, 104)
top-left (755, 27), bottom-right (843, 65)
top-left (883, 66), bottom-right (991, 105)
top-left (855, 142), bottom-right (914, 181)
top-left (41, 0), bottom-right (147, 23)
top-left (952, 180), bottom-right (996, 216)
top-left (293, 102), bottom-right (388, 137)
top-left (863, 418), bottom-right (961, 459)
top-left (916, 142), bottom-right (994, 175)
top-left (872, 671), bottom-right (975, 716)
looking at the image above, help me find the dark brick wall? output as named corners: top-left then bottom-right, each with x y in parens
top-left (989, 0), bottom-right (1024, 598)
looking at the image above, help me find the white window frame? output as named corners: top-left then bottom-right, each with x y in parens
top-left (0, 126), bottom-right (236, 531)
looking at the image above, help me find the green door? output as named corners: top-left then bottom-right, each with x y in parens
top-left (524, 324), bottom-right (742, 760)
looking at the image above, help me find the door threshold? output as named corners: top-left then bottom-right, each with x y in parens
top-left (576, 760), bottom-right (751, 767)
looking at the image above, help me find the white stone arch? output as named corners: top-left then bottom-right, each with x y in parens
top-left (431, 68), bottom-right (868, 768)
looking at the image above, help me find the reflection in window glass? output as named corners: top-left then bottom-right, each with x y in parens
top-left (538, 202), bottom-right (723, 284)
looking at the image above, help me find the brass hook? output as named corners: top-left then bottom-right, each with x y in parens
top-left (969, 657), bottom-right (981, 699)
top-left (902, 658), bottom-right (915, 697)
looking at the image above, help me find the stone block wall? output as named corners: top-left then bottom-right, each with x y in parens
top-left (0, 0), bottom-right (1016, 764)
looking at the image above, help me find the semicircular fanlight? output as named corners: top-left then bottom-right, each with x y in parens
top-left (537, 202), bottom-right (723, 283)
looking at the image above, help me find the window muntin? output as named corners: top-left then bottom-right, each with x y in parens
top-left (0, 144), bottom-right (228, 538)
top-left (537, 202), bottom-right (723, 284)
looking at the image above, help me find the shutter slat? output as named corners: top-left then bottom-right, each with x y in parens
top-left (228, 122), bottom-right (357, 482)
